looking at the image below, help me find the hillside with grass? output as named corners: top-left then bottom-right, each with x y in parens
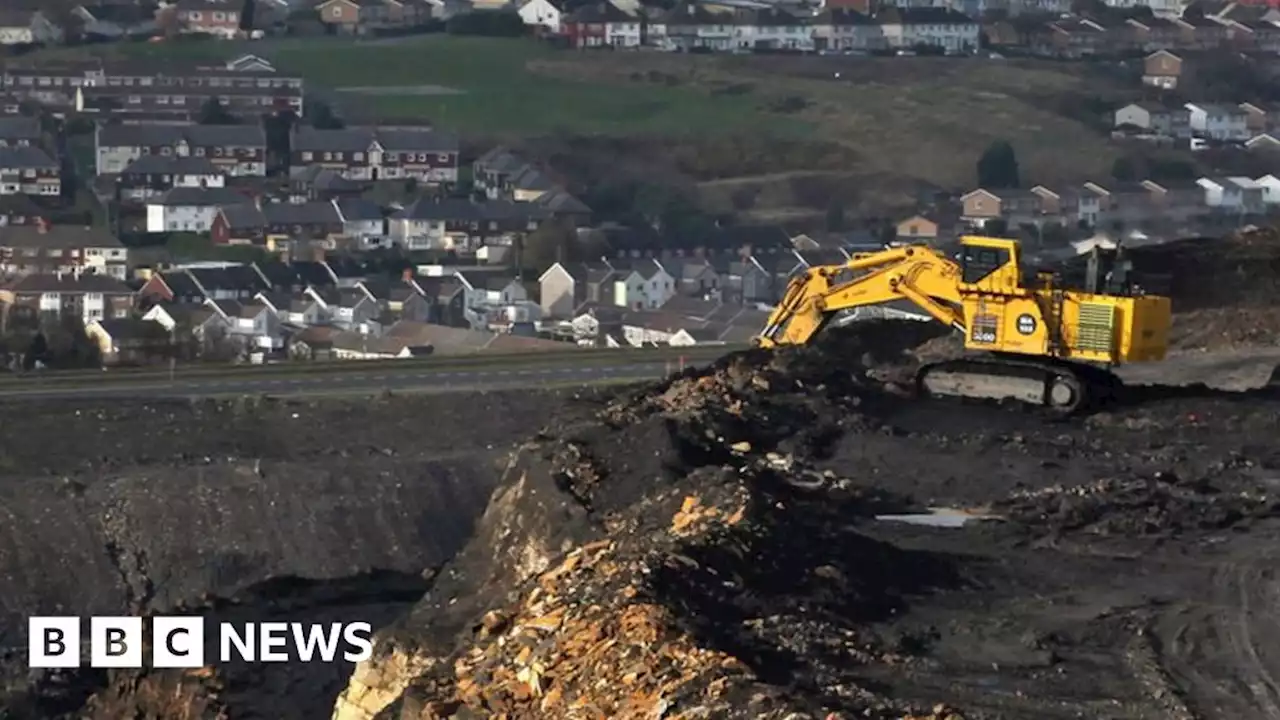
top-left (46, 36), bottom-right (1134, 218)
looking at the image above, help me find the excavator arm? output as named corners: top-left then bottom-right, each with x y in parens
top-left (759, 246), bottom-right (968, 348)
top-left (753, 237), bottom-right (1172, 413)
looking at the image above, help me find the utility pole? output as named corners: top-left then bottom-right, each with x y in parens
top-left (169, 326), bottom-right (175, 383)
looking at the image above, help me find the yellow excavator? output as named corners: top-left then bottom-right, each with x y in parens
top-left (757, 235), bottom-right (1173, 413)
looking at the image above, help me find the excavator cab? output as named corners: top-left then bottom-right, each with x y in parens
top-left (956, 236), bottom-right (1025, 294)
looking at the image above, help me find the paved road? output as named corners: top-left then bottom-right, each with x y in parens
top-left (0, 361), bottom-right (700, 400)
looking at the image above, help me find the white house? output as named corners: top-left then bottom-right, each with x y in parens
top-left (254, 292), bottom-right (328, 327)
top-left (1255, 174), bottom-right (1280, 205)
top-left (1196, 176), bottom-right (1265, 213)
top-left (141, 302), bottom-right (232, 340)
top-left (518, 0), bottom-right (563, 32)
top-left (219, 300), bottom-right (281, 350)
top-left (733, 10), bottom-right (813, 51)
top-left (335, 198), bottom-right (385, 240)
top-left (145, 187), bottom-right (245, 233)
top-left (456, 271), bottom-right (528, 308)
top-left (608, 15), bottom-right (644, 46)
top-left (612, 259), bottom-right (675, 310)
top-left (1185, 103), bottom-right (1250, 141)
top-left (879, 7), bottom-right (979, 53)
top-left (306, 286), bottom-right (378, 330)
top-left (811, 9), bottom-right (885, 51)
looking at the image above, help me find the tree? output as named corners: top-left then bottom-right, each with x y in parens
top-left (1111, 155), bottom-right (1137, 182)
top-left (976, 140), bottom-right (1020, 189)
top-left (1041, 222), bottom-right (1070, 246)
top-left (198, 97), bottom-right (236, 125)
top-left (239, 0), bottom-right (256, 31)
top-left (520, 218), bottom-right (577, 272)
top-left (445, 10), bottom-right (526, 37)
top-left (824, 199), bottom-right (846, 231)
top-left (306, 99), bottom-right (343, 130)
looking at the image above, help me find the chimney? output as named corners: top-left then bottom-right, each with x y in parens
top-left (35, 216), bottom-right (48, 234)
top-left (401, 267), bottom-right (413, 283)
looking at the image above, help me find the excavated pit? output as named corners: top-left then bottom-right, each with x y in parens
top-left (0, 389), bottom-right (605, 719)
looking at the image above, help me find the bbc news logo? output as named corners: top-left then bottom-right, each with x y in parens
top-left (29, 617), bottom-right (373, 668)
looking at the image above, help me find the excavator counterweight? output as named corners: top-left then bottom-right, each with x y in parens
top-left (756, 236), bottom-right (1173, 413)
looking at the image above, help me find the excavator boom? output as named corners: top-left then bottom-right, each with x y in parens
top-left (757, 236), bottom-right (1173, 413)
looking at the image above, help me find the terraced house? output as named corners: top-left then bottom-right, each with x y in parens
top-left (290, 127), bottom-right (459, 184)
top-left (562, 0), bottom-right (979, 53)
top-left (94, 123), bottom-right (267, 176)
top-left (2, 60), bottom-right (303, 119)
top-left (0, 222), bottom-right (128, 280)
top-left (0, 146), bottom-right (59, 197)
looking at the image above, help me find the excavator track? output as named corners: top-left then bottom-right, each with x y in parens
top-left (916, 355), bottom-right (1123, 414)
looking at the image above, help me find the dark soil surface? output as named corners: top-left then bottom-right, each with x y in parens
top-left (8, 315), bottom-right (1280, 719)
top-left (0, 388), bottom-right (606, 720)
top-left (366, 321), bottom-right (1280, 720)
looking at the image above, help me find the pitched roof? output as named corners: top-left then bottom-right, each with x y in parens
top-left (392, 197), bottom-right (542, 222)
top-left (5, 272), bottom-right (131, 293)
top-left (97, 123), bottom-right (266, 148)
top-left (566, 1), bottom-right (633, 23)
top-left (151, 186), bottom-right (247, 206)
top-left (293, 126), bottom-right (459, 153)
top-left (121, 154), bottom-right (221, 175)
top-left (876, 6), bottom-right (974, 24)
top-left (0, 145), bottom-right (55, 169)
top-left (335, 197), bottom-right (383, 222)
top-left (0, 116), bottom-right (40, 142)
top-left (0, 224), bottom-right (124, 249)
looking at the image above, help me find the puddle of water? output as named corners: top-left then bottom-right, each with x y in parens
top-left (875, 507), bottom-right (1002, 528)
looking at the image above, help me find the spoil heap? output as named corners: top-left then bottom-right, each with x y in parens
top-left (1124, 226), bottom-right (1280, 349)
top-left (333, 322), bottom-right (963, 720)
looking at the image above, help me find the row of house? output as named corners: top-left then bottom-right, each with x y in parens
top-left (987, 10), bottom-right (1280, 57)
top-left (959, 175), bottom-right (1280, 228)
top-left (1113, 99), bottom-right (1280, 143)
top-left (5, 55), bottom-right (303, 121)
top-left (535, 242), bottom-right (887, 319)
top-left (206, 196), bottom-right (550, 251)
top-left (94, 122), bottom-right (464, 185)
top-left (540, 2), bottom-right (983, 52)
top-left (526, 0), bottom-right (1280, 54)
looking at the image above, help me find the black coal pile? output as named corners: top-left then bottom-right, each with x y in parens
top-left (994, 471), bottom-right (1280, 539)
top-left (358, 322), bottom-right (967, 720)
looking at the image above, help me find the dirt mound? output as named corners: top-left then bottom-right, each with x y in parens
top-left (1124, 227), bottom-right (1280, 312)
top-left (336, 322), bottom-right (963, 720)
top-left (994, 471), bottom-right (1280, 539)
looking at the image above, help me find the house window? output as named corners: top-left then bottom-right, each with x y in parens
top-left (332, 6), bottom-right (342, 16)
top-left (323, 152), bottom-right (332, 161)
top-left (161, 146), bottom-right (172, 155)
top-left (353, 152), bottom-right (364, 162)
top-left (195, 147), bottom-right (205, 156)
top-left (127, 95), bottom-right (141, 104)
top-left (437, 153), bottom-right (449, 162)
top-left (302, 151), bottom-right (313, 161)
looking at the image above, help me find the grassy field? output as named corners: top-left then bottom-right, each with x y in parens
top-left (76, 36), bottom-right (804, 135)
top-left (43, 35), bottom-right (1133, 213)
